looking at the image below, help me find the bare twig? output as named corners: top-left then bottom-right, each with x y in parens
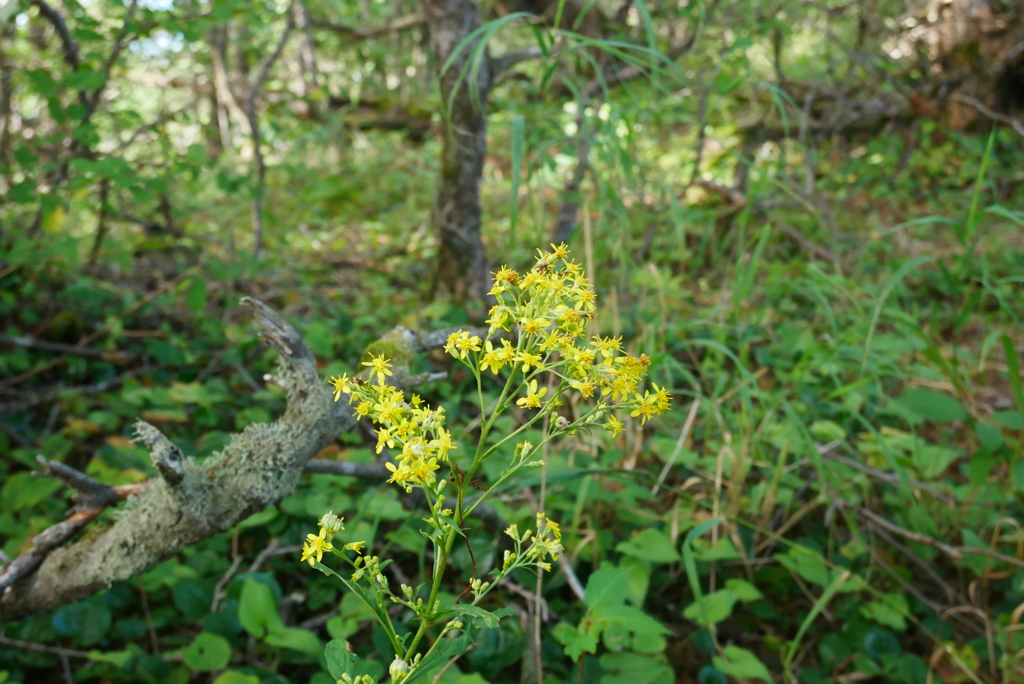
top-left (35, 455), bottom-right (120, 510)
top-left (848, 504), bottom-right (1024, 570)
top-left (491, 47), bottom-right (545, 76)
top-left (823, 452), bottom-right (954, 505)
top-left (953, 93), bottom-right (1024, 137)
top-left (652, 396), bottom-right (701, 495)
top-left (84, 0), bottom-right (139, 118)
top-left (210, 555), bottom-right (244, 612)
top-left (30, 0), bottom-right (80, 69)
top-left (0, 632), bottom-right (91, 659)
top-left (310, 14), bottom-right (424, 41)
top-left (0, 334), bottom-right (132, 362)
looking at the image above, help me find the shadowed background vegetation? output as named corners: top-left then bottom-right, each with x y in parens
top-left (1, 0), bottom-right (1023, 682)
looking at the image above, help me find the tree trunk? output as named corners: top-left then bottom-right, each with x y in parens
top-left (423, 0), bottom-right (492, 306)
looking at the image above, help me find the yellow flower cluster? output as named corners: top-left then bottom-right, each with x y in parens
top-left (330, 361), bottom-right (456, 493)
top-left (504, 512), bottom-right (564, 572)
top-left (447, 244), bottom-right (671, 431)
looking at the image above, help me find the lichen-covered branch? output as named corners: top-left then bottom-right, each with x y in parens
top-left (0, 298), bottom-right (481, 624)
top-left (0, 298), bottom-right (347, 623)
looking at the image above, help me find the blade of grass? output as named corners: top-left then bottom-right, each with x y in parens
top-left (860, 255), bottom-right (934, 372)
top-left (783, 570), bottom-right (851, 683)
top-left (682, 518), bottom-right (723, 636)
top-left (508, 115), bottom-right (525, 250)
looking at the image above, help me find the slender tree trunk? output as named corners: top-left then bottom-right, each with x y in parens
top-left (423, 0), bottom-right (492, 306)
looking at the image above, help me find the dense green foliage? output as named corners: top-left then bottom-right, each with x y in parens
top-left (1, 0), bottom-right (1023, 682)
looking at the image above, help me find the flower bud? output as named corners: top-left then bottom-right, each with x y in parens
top-left (318, 511), bottom-right (344, 539)
top-left (389, 658), bottom-right (410, 680)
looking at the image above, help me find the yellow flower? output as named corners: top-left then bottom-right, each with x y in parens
top-left (431, 429), bottom-right (456, 460)
top-left (516, 380), bottom-right (547, 409)
top-left (445, 331), bottom-right (482, 359)
top-left (550, 242), bottom-right (570, 259)
top-left (362, 353), bottom-right (393, 385)
top-left (630, 392), bottom-right (658, 425)
top-left (570, 378), bottom-right (596, 398)
top-left (344, 540), bottom-right (366, 554)
top-left (494, 265), bottom-right (520, 284)
top-left (300, 527), bottom-right (333, 566)
top-left (376, 428), bottom-right (395, 454)
top-left (516, 351), bottom-right (543, 372)
top-left (652, 383), bottom-right (672, 413)
top-left (603, 414), bottom-right (625, 437)
top-left (520, 317), bottom-right (549, 336)
top-left (329, 374), bottom-right (351, 402)
top-left (480, 341), bottom-right (505, 374)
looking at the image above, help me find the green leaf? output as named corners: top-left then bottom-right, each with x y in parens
top-left (683, 589), bottom-right (737, 626)
top-left (584, 564), bottom-right (631, 610)
top-left (993, 410), bottom-right (1023, 430)
top-left (324, 640), bottom-right (356, 679)
top-left (212, 673), bottom-right (260, 684)
top-left (777, 547), bottom-right (830, 587)
top-left (692, 537), bottom-right (741, 561)
top-left (186, 276), bottom-right (208, 313)
top-left (713, 646), bottom-right (772, 682)
top-left (238, 579), bottom-right (283, 639)
top-left (183, 632), bottom-right (231, 671)
top-left (403, 632), bottom-right (472, 684)
top-left (724, 578), bottom-right (764, 602)
top-left (896, 389), bottom-right (966, 422)
top-left (860, 594), bottom-right (909, 632)
top-left (311, 561), bottom-right (403, 655)
top-left (681, 519), bottom-right (722, 629)
top-left (445, 604), bottom-right (513, 629)
top-left (87, 648), bottom-right (135, 668)
top-left (1, 472), bottom-right (62, 511)
top-left (598, 652), bottom-right (673, 684)
top-left (265, 626), bottom-right (322, 657)
top-left (552, 621), bottom-right (598, 661)
top-left (603, 604), bottom-right (669, 636)
top-left (974, 422), bottom-right (1004, 451)
top-left (617, 529), bottom-right (680, 564)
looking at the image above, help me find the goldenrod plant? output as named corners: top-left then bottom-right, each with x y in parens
top-left (303, 245), bottom-right (670, 682)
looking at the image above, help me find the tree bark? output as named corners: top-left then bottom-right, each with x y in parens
top-left (423, 0), bottom-right (492, 306)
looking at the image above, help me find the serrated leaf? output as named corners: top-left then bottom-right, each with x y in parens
top-left (552, 621), bottom-right (598, 661)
